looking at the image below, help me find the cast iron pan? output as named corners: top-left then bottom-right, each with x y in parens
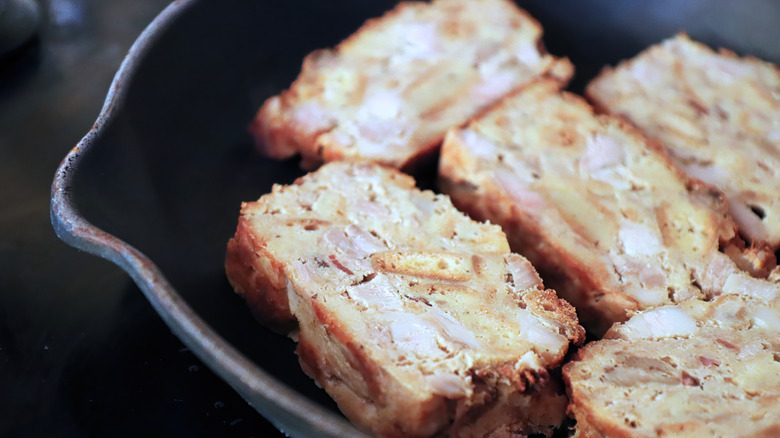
top-left (51, 0), bottom-right (780, 436)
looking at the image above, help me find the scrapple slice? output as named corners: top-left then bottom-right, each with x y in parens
top-left (564, 293), bottom-right (780, 437)
top-left (225, 161), bottom-right (584, 438)
top-left (439, 79), bottom-right (777, 334)
top-left (588, 34), bottom-right (780, 251)
top-left (252, 0), bottom-right (572, 169)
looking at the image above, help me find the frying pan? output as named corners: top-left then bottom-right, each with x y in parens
top-left (50, 0), bottom-right (780, 436)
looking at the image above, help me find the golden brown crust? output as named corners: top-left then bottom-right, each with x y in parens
top-left (225, 212), bottom-right (294, 331)
top-left (251, 0), bottom-right (573, 169)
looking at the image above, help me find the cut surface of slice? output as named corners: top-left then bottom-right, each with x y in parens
top-left (439, 79), bottom-right (776, 334)
top-left (588, 34), bottom-right (780, 250)
top-left (226, 161), bottom-right (584, 437)
top-left (252, 0), bottom-right (572, 169)
top-left (564, 294), bottom-right (780, 438)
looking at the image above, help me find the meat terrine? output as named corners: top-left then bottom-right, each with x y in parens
top-left (225, 161), bottom-right (584, 437)
top-left (251, 0), bottom-right (572, 169)
top-left (587, 34), bottom-right (780, 251)
top-left (439, 79), bottom-right (776, 334)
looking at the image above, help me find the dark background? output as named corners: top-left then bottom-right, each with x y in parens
top-left (0, 0), bottom-right (285, 436)
top-left (2, 0), bottom-right (779, 437)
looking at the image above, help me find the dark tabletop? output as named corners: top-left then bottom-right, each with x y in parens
top-left (4, 1), bottom-right (780, 437)
top-left (0, 1), bottom-right (283, 436)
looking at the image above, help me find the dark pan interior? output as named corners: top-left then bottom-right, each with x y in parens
top-left (68, 0), bottom-right (780, 428)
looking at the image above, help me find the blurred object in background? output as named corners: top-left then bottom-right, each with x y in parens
top-left (0, 0), bottom-right (41, 55)
top-left (46, 0), bottom-right (86, 35)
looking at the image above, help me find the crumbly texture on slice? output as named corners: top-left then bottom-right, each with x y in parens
top-left (438, 79), bottom-right (777, 335)
top-left (251, 0), bottom-right (572, 170)
top-left (587, 33), bottom-right (780, 250)
top-left (564, 294), bottom-right (780, 438)
top-left (225, 161), bottom-right (584, 438)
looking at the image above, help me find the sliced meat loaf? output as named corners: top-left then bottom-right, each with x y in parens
top-left (587, 33), bottom-right (780, 251)
top-left (439, 79), bottom-right (777, 334)
top-left (563, 294), bottom-right (780, 437)
top-left (252, 0), bottom-right (572, 170)
top-left (225, 161), bottom-right (584, 437)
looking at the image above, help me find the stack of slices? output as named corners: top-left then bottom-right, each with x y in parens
top-left (226, 0), bottom-right (780, 436)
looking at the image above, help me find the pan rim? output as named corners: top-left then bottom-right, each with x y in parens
top-left (48, 1), bottom-right (368, 436)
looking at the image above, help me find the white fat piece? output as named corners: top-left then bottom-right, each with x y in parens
top-left (681, 161), bottom-right (730, 188)
top-left (728, 196), bottom-right (770, 244)
top-left (291, 102), bottom-right (334, 133)
top-left (608, 219), bottom-right (669, 307)
top-left (471, 69), bottom-right (521, 104)
top-left (751, 306), bottom-right (780, 332)
top-left (580, 134), bottom-right (633, 190)
top-left (398, 21), bottom-right (440, 60)
top-left (722, 273), bottom-right (780, 301)
top-left (618, 220), bottom-right (663, 257)
top-left (350, 274), bottom-right (482, 356)
top-left (494, 168), bottom-right (546, 212)
top-left (516, 350), bottom-right (546, 375)
top-left (580, 134), bottom-right (626, 174)
top-left (425, 372), bottom-right (471, 398)
top-left (505, 254), bottom-right (542, 291)
top-left (362, 90), bottom-right (403, 120)
top-left (513, 309), bottom-right (567, 357)
top-left (613, 306), bottom-right (699, 340)
top-left (348, 275), bottom-right (404, 310)
top-left (322, 225), bottom-right (385, 262)
top-left (515, 43), bottom-right (543, 66)
top-left (386, 309), bottom-right (480, 358)
top-left (460, 129), bottom-right (499, 160)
